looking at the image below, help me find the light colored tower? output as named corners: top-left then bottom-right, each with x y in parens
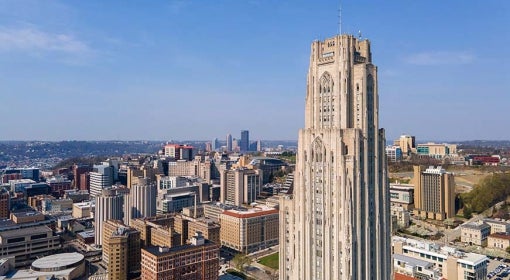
top-left (127, 178), bottom-right (157, 224)
top-left (212, 138), bottom-right (218, 151)
top-left (280, 34), bottom-right (391, 280)
top-left (95, 189), bottom-right (124, 246)
top-left (226, 134), bottom-right (233, 152)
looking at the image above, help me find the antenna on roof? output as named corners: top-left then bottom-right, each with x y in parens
top-left (338, 0), bottom-right (342, 35)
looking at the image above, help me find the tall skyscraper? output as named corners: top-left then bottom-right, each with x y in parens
top-left (413, 165), bottom-right (455, 220)
top-left (280, 34), bottom-right (391, 279)
top-left (240, 130), bottom-right (249, 152)
top-left (126, 178), bottom-right (157, 224)
top-left (211, 138), bottom-right (218, 151)
top-left (226, 134), bottom-right (232, 152)
top-left (95, 189), bottom-right (124, 246)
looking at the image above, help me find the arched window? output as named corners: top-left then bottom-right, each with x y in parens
top-left (319, 72), bottom-right (333, 94)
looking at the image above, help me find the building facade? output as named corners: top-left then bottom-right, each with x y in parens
top-left (141, 232), bottom-right (220, 280)
top-left (126, 178), bottom-right (157, 224)
top-left (102, 220), bottom-right (141, 280)
top-left (220, 168), bottom-right (262, 207)
top-left (279, 34), bottom-right (391, 279)
top-left (413, 166), bottom-right (455, 220)
top-left (94, 189), bottom-right (124, 246)
top-left (220, 207), bottom-right (279, 254)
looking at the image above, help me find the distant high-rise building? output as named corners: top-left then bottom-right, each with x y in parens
top-left (89, 164), bottom-right (114, 197)
top-left (232, 138), bottom-right (239, 152)
top-left (79, 172), bottom-right (90, 191)
top-left (72, 164), bottom-right (92, 189)
top-left (240, 130), bottom-right (249, 152)
top-left (127, 178), bottom-right (157, 225)
top-left (164, 144), bottom-right (195, 160)
top-left (211, 138), bottom-right (218, 151)
top-left (256, 140), bottom-right (262, 152)
top-left (413, 165), bottom-right (455, 220)
top-left (226, 134), bottom-right (232, 152)
top-left (0, 190), bottom-right (10, 219)
top-left (95, 189), bottom-right (124, 246)
top-left (280, 34), bottom-right (391, 279)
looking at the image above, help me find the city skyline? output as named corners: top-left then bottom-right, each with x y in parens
top-left (0, 1), bottom-right (508, 141)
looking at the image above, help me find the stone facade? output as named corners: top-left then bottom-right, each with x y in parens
top-left (280, 34), bottom-right (391, 280)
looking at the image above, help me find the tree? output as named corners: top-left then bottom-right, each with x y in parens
top-left (463, 207), bottom-right (472, 219)
top-left (232, 254), bottom-right (252, 272)
top-left (506, 246), bottom-right (510, 254)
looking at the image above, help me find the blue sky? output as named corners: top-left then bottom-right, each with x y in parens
top-left (0, 0), bottom-right (508, 141)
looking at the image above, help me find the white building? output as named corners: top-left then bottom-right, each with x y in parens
top-left (393, 236), bottom-right (488, 280)
top-left (126, 178), bottom-right (156, 224)
top-left (94, 189), bottom-right (124, 246)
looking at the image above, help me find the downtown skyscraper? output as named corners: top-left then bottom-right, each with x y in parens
top-left (280, 34), bottom-right (391, 279)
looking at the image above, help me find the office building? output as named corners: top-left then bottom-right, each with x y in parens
top-left (240, 130), bottom-right (249, 152)
top-left (94, 189), bottom-right (124, 246)
top-left (141, 232), bottom-right (220, 280)
top-left (72, 164), bottom-right (92, 189)
top-left (102, 220), bottom-right (141, 280)
top-left (0, 225), bottom-right (60, 267)
top-left (394, 135), bottom-right (416, 157)
top-left (390, 183), bottom-right (415, 210)
top-left (248, 157), bottom-right (288, 184)
top-left (417, 143), bottom-right (457, 159)
top-left (79, 172), bottom-right (90, 191)
top-left (126, 178), bottom-right (157, 224)
top-left (220, 206), bottom-right (278, 254)
top-left (226, 134), bottom-right (232, 152)
top-left (3, 167), bottom-right (40, 182)
top-left (164, 144), bottom-right (195, 160)
top-left (0, 190), bottom-right (9, 219)
top-left (280, 34), bottom-right (391, 279)
top-left (220, 168), bottom-right (262, 207)
top-left (72, 201), bottom-right (94, 219)
top-left (413, 166), bottom-right (455, 220)
top-left (211, 138), bottom-right (218, 151)
top-left (89, 164), bottom-right (114, 197)
top-left (130, 214), bottom-right (175, 247)
top-left (386, 146), bottom-right (402, 162)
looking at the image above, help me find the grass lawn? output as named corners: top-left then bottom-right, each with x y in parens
top-left (258, 252), bottom-right (279, 270)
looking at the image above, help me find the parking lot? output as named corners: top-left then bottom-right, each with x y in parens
top-left (488, 259), bottom-right (510, 279)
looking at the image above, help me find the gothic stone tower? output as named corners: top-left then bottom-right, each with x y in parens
top-left (280, 34), bottom-right (391, 280)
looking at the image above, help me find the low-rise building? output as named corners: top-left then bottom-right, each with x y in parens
top-left (390, 184), bottom-right (414, 211)
top-left (487, 232), bottom-right (510, 250)
top-left (72, 201), bottom-right (94, 219)
top-left (391, 205), bottom-right (410, 229)
top-left (393, 253), bottom-right (439, 279)
top-left (461, 222), bottom-right (491, 246)
top-left (393, 236), bottom-right (488, 280)
top-left (483, 218), bottom-right (510, 234)
top-left (0, 225), bottom-right (60, 267)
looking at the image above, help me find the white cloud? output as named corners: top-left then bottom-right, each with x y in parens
top-left (404, 51), bottom-right (475, 65)
top-left (0, 26), bottom-right (91, 55)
